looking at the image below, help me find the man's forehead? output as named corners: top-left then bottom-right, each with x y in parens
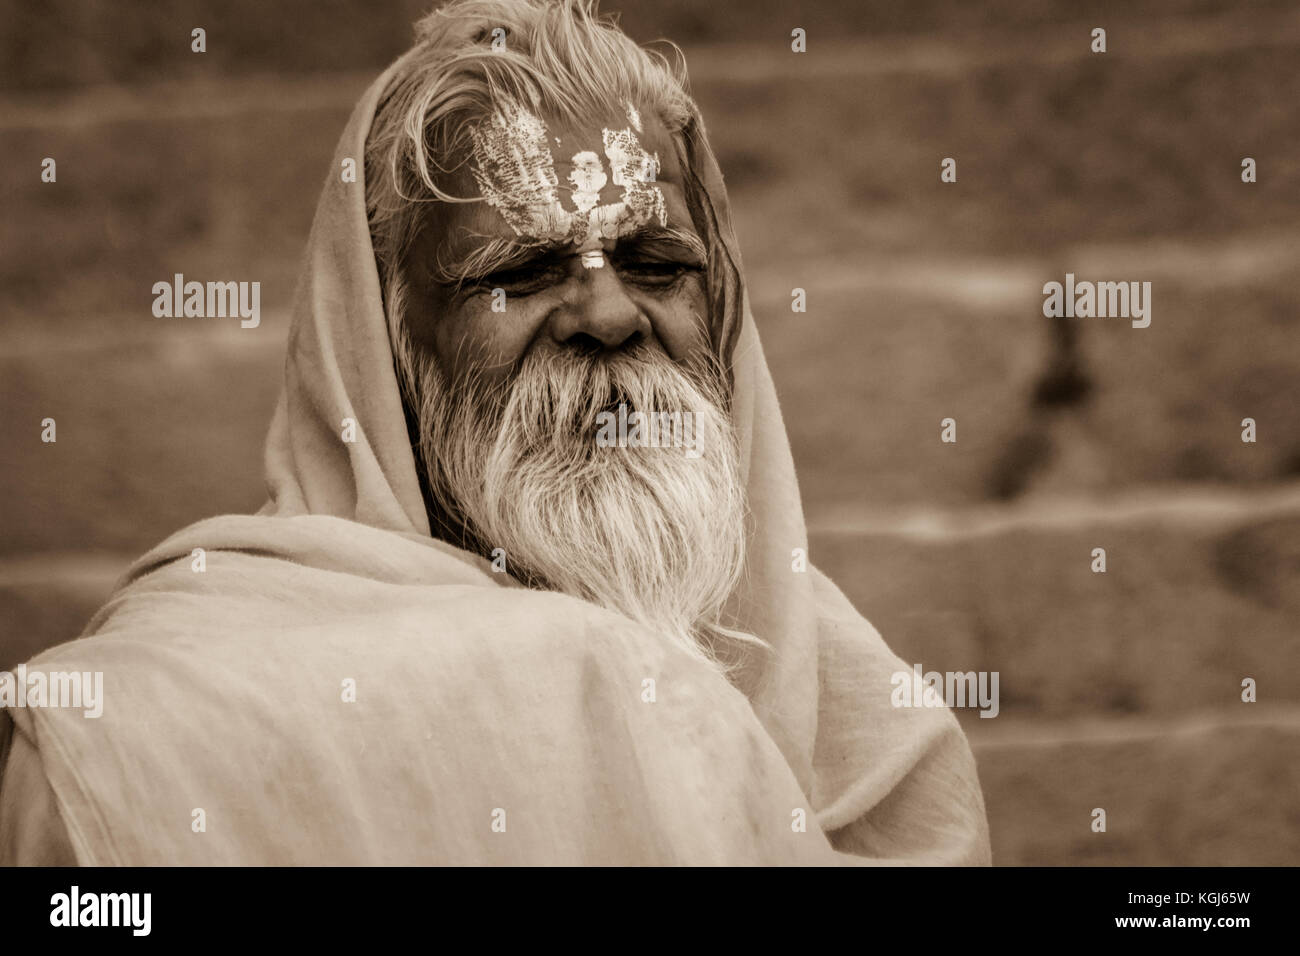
top-left (435, 105), bottom-right (695, 259)
top-left (545, 110), bottom-right (682, 183)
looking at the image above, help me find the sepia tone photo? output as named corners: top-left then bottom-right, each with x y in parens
top-left (1, 0), bottom-right (1296, 877)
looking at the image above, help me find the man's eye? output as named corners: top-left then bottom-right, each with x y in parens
top-left (478, 263), bottom-right (565, 294)
top-left (615, 260), bottom-right (698, 287)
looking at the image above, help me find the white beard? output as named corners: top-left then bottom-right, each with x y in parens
top-left (398, 330), bottom-right (750, 671)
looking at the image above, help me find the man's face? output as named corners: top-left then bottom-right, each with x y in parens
top-left (388, 101), bottom-right (746, 672)
top-left (397, 105), bottom-right (711, 389)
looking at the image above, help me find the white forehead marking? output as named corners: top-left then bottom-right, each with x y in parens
top-left (626, 102), bottom-right (642, 132)
top-left (568, 151), bottom-right (607, 214)
top-left (602, 127), bottom-right (665, 234)
top-left (469, 103), bottom-right (667, 248)
top-left (467, 102), bottom-right (569, 241)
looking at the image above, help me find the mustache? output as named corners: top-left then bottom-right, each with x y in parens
top-left (456, 340), bottom-right (728, 437)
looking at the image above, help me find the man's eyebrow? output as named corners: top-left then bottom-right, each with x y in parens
top-left (617, 226), bottom-right (707, 262)
top-left (431, 226), bottom-right (708, 288)
top-left (431, 235), bottom-right (554, 288)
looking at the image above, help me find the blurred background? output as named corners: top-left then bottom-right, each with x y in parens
top-left (2, 0), bottom-right (1298, 864)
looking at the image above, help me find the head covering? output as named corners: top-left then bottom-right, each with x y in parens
top-left (0, 57), bottom-right (989, 866)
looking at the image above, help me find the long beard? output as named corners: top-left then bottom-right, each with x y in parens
top-left (400, 333), bottom-right (751, 672)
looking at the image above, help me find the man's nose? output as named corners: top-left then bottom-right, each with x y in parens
top-left (549, 261), bottom-right (651, 351)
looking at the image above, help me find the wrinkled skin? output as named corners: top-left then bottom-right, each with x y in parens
top-left (397, 111), bottom-right (712, 392)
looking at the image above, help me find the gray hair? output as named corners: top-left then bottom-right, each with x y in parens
top-left (365, 0), bottom-right (696, 301)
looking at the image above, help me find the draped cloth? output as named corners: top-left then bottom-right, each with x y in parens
top-left (0, 57), bottom-right (990, 865)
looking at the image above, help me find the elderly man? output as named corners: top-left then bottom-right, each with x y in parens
top-left (0, 0), bottom-right (989, 865)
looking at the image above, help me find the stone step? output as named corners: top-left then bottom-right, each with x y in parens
top-left (809, 497), bottom-right (1300, 718)
top-left (0, 108), bottom-right (345, 333)
top-left (4, 2), bottom-right (1296, 92)
top-left (4, 492), bottom-right (1296, 712)
top-left (5, 26), bottom-right (1299, 330)
top-left (0, 329), bottom-right (283, 557)
top-left (4, 42), bottom-right (1296, 518)
top-left (967, 708), bottom-right (1300, 864)
top-left (757, 279), bottom-right (1300, 511)
top-left (4, 250), bottom-right (1298, 557)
